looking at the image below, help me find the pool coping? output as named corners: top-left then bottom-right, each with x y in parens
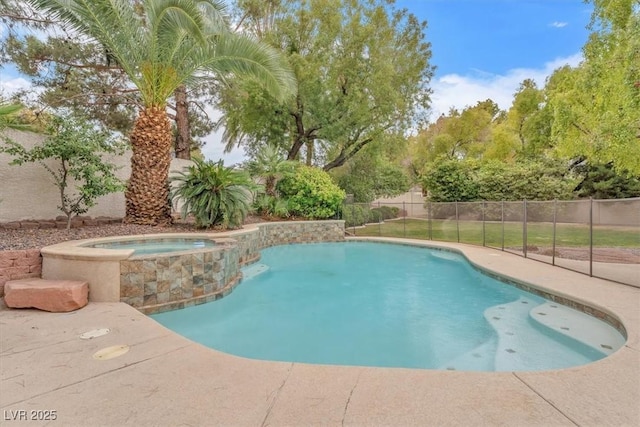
top-left (1, 237), bottom-right (639, 425)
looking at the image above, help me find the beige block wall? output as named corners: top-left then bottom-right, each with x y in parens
top-left (0, 129), bottom-right (192, 222)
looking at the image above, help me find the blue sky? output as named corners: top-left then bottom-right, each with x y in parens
top-left (394, 0), bottom-right (592, 122)
top-left (396, 0), bottom-right (591, 76)
top-left (0, 0), bottom-right (593, 164)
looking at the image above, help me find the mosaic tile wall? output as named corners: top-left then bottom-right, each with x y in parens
top-left (233, 220), bottom-right (345, 265)
top-left (124, 220), bottom-right (345, 314)
top-left (121, 242), bottom-right (240, 313)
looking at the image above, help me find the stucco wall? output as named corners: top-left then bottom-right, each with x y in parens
top-left (0, 129), bottom-right (192, 222)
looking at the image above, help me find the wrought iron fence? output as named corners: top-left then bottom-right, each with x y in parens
top-left (342, 197), bottom-right (640, 287)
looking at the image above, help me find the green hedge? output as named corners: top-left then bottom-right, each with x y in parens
top-left (278, 166), bottom-right (345, 219)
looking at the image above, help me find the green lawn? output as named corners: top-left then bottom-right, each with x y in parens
top-left (351, 218), bottom-right (640, 248)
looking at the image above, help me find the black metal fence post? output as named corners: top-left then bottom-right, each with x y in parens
top-left (482, 200), bottom-right (486, 247)
top-left (456, 201), bottom-right (460, 243)
top-left (552, 199), bottom-right (557, 266)
top-left (403, 201), bottom-right (406, 238)
top-left (428, 201), bottom-right (432, 240)
top-left (378, 201), bottom-right (381, 236)
top-left (501, 200), bottom-right (505, 251)
top-left (589, 197), bottom-right (593, 277)
top-left (523, 199), bottom-right (528, 258)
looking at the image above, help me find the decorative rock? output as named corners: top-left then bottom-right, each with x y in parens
top-left (19, 221), bottom-right (39, 229)
top-left (1, 222), bottom-right (21, 229)
top-left (4, 278), bottom-right (89, 312)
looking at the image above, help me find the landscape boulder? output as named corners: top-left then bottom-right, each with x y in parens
top-left (4, 279), bottom-right (89, 312)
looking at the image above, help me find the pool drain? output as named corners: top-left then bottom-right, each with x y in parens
top-left (92, 345), bottom-right (129, 360)
top-left (79, 328), bottom-right (111, 340)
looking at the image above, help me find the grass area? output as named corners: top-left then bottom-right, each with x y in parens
top-left (351, 218), bottom-right (640, 248)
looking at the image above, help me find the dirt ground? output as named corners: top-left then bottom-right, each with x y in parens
top-left (529, 246), bottom-right (640, 264)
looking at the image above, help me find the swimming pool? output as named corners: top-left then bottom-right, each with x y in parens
top-left (151, 242), bottom-right (625, 371)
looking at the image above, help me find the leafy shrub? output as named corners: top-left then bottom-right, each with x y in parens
top-left (336, 155), bottom-right (411, 203)
top-left (371, 205), bottom-right (400, 220)
top-left (170, 159), bottom-right (256, 228)
top-left (422, 159), bottom-right (576, 202)
top-left (278, 166), bottom-right (345, 219)
top-left (368, 209), bottom-right (383, 223)
top-left (421, 159), bottom-right (480, 202)
top-left (343, 204), bottom-right (370, 227)
top-left (253, 193), bottom-right (291, 218)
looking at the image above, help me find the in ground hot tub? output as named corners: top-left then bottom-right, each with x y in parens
top-left (41, 234), bottom-right (241, 313)
top-left (86, 237), bottom-right (216, 255)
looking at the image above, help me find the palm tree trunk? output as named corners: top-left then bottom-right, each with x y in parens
top-left (174, 85), bottom-right (191, 160)
top-left (124, 107), bottom-right (173, 225)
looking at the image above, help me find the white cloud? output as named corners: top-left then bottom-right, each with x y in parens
top-left (0, 74), bottom-right (34, 98)
top-left (550, 21), bottom-right (568, 28)
top-left (429, 53), bottom-right (583, 120)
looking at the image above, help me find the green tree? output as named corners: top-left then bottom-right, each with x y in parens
top-left (547, 1), bottom-right (640, 174)
top-left (27, 0), bottom-right (295, 225)
top-left (2, 1), bottom-right (227, 159)
top-left (409, 100), bottom-right (503, 179)
top-left (573, 162), bottom-right (640, 199)
top-left (244, 144), bottom-right (297, 197)
top-left (505, 79), bottom-right (548, 156)
top-left (219, 0), bottom-right (433, 170)
top-left (335, 152), bottom-right (410, 203)
top-left (0, 114), bottom-right (126, 229)
top-left (421, 159), bottom-right (480, 202)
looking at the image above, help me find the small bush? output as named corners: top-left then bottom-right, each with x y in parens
top-left (170, 159), bottom-right (256, 228)
top-left (343, 204), bottom-right (370, 227)
top-left (253, 194), bottom-right (291, 218)
top-left (278, 166), bottom-right (345, 219)
top-left (368, 209), bottom-right (383, 223)
top-left (371, 205), bottom-right (399, 220)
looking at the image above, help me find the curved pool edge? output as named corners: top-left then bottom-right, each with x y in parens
top-left (347, 236), bottom-right (638, 351)
top-left (2, 282), bottom-right (638, 425)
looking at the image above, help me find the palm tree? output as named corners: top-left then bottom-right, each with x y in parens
top-left (28, 0), bottom-right (295, 225)
top-left (245, 144), bottom-right (297, 196)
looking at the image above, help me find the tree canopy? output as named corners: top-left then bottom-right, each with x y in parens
top-left (217, 0), bottom-right (434, 171)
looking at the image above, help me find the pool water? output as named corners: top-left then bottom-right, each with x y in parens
top-left (87, 238), bottom-right (215, 255)
top-left (151, 242), bottom-right (625, 371)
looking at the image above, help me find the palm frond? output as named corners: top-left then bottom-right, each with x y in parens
top-left (196, 33), bottom-right (297, 102)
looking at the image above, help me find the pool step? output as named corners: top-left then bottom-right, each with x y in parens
top-left (484, 297), bottom-right (618, 371)
top-left (529, 302), bottom-right (625, 356)
top-left (241, 263), bottom-right (270, 281)
top-left (439, 336), bottom-right (498, 371)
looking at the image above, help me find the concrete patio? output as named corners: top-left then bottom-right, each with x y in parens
top-left (1, 238), bottom-right (638, 426)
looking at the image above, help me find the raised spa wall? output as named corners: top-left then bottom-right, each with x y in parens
top-left (40, 220), bottom-right (345, 314)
